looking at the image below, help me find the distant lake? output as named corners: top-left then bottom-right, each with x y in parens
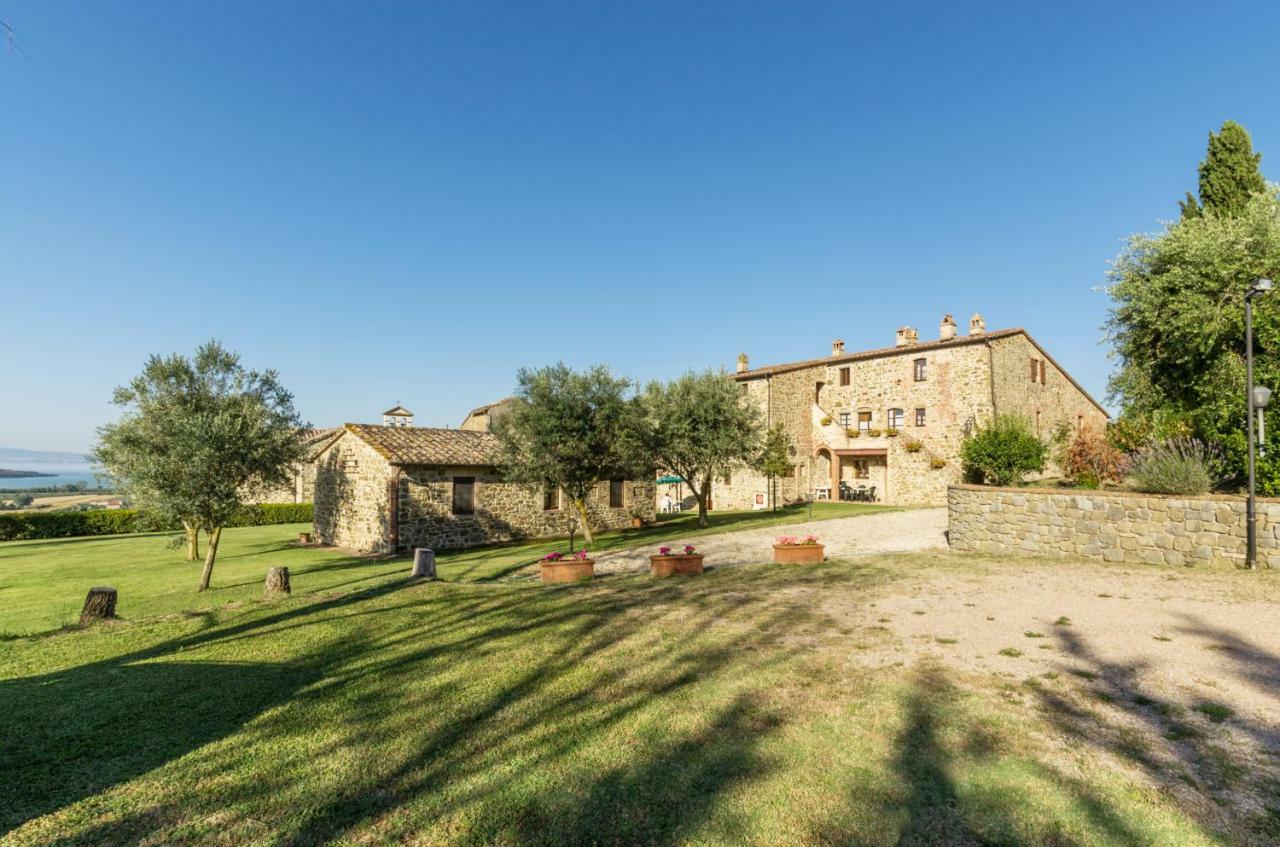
top-left (0, 462), bottom-right (111, 490)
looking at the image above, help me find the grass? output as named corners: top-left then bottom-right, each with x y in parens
top-left (0, 522), bottom-right (1252, 845)
top-left (0, 501), bottom-right (886, 635)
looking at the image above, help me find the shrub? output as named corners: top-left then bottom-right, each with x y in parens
top-left (929, 457), bottom-right (947, 469)
top-left (868, 428), bottom-right (883, 437)
top-left (845, 428), bottom-right (859, 438)
top-left (903, 438), bottom-right (923, 453)
top-left (1128, 439), bottom-right (1222, 495)
top-left (0, 502), bottom-right (313, 542)
top-left (959, 415), bottom-right (1048, 487)
top-left (1059, 425), bottom-right (1128, 488)
top-left (820, 416), bottom-right (832, 426)
top-left (885, 428), bottom-right (899, 438)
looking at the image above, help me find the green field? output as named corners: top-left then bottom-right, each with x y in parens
top-left (0, 509), bottom-right (1249, 846)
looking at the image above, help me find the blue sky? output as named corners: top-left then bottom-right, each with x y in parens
top-left (3, 1), bottom-right (1279, 452)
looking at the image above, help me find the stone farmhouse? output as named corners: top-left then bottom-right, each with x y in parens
top-left (713, 314), bottom-right (1108, 509)
top-left (312, 405), bottom-right (655, 554)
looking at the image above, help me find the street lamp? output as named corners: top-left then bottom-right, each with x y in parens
top-left (1245, 278), bottom-right (1272, 569)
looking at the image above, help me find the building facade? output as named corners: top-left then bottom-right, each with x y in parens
top-left (711, 315), bottom-right (1108, 509)
top-left (312, 420), bottom-right (655, 554)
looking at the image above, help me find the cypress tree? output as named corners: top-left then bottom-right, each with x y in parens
top-left (1180, 120), bottom-right (1266, 218)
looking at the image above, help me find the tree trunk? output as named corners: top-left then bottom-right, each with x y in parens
top-left (184, 522), bottom-right (199, 561)
top-left (80, 586), bottom-right (117, 623)
top-left (697, 474), bottom-right (711, 528)
top-left (573, 497), bottom-right (595, 545)
top-left (197, 526), bottom-right (222, 591)
top-left (265, 566), bottom-right (291, 595)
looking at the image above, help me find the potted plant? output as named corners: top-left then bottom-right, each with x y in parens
top-left (846, 428), bottom-right (859, 438)
top-left (773, 534), bottom-right (825, 564)
top-left (885, 428), bottom-right (900, 438)
top-left (539, 549), bottom-right (595, 583)
top-left (628, 504), bottom-right (648, 529)
top-left (929, 457), bottom-right (947, 469)
top-left (903, 438), bottom-right (923, 453)
top-left (650, 544), bottom-right (704, 577)
top-left (820, 415), bottom-right (833, 426)
top-left (868, 428), bottom-right (883, 437)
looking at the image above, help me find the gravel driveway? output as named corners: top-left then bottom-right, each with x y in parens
top-left (592, 507), bottom-right (947, 576)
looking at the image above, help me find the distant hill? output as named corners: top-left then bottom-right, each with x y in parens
top-left (0, 468), bottom-right (56, 478)
top-left (0, 447), bottom-right (89, 464)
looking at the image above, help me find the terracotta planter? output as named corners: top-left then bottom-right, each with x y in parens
top-left (649, 553), bottom-right (704, 577)
top-left (631, 517), bottom-right (645, 529)
top-left (297, 532), bottom-right (312, 545)
top-left (773, 544), bottom-right (825, 564)
top-left (540, 559), bottom-right (595, 584)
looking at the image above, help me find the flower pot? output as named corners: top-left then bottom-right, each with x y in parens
top-left (631, 517), bottom-right (645, 529)
top-left (773, 544), bottom-right (825, 564)
top-left (540, 559), bottom-right (595, 583)
top-left (649, 554), bottom-right (704, 577)
top-left (297, 532), bottom-right (312, 545)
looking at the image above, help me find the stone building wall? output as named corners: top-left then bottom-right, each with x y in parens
top-left (397, 471), bottom-right (655, 552)
top-left (988, 334), bottom-right (1110, 477)
top-left (247, 460), bottom-right (319, 504)
top-left (948, 484), bottom-right (1280, 568)
top-left (714, 330), bottom-right (1109, 508)
top-left (313, 434), bottom-right (397, 553)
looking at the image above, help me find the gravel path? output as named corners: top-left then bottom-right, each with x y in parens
top-left (592, 507), bottom-right (947, 576)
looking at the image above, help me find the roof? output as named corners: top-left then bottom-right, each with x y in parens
top-left (465, 397), bottom-right (516, 418)
top-left (382, 405), bottom-right (414, 417)
top-left (342, 423), bottom-right (502, 466)
top-left (735, 329), bottom-right (1024, 379)
top-left (736, 328), bottom-right (1108, 417)
top-left (300, 426), bottom-right (340, 444)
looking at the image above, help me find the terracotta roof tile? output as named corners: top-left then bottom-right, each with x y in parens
top-left (735, 328), bottom-right (1024, 379)
top-left (345, 423), bottom-right (501, 466)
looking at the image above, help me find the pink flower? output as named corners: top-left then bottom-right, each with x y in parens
top-left (659, 546), bottom-right (672, 555)
top-left (542, 552), bottom-right (564, 562)
top-left (573, 550), bottom-right (590, 560)
top-left (803, 534), bottom-right (819, 545)
top-left (776, 535), bottom-right (798, 546)
top-left (683, 544), bottom-right (696, 555)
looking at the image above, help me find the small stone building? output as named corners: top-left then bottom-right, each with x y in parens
top-left (716, 314), bottom-right (1109, 508)
top-left (312, 420), bottom-right (655, 554)
top-left (248, 427), bottom-right (341, 504)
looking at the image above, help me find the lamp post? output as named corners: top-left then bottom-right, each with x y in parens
top-left (1245, 277), bottom-right (1272, 569)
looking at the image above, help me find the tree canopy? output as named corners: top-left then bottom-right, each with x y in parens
top-left (1106, 190), bottom-right (1280, 491)
top-left (93, 341), bottom-right (306, 589)
top-left (639, 370), bottom-right (765, 527)
top-left (1179, 120), bottom-right (1267, 220)
top-left (491, 363), bottom-right (646, 545)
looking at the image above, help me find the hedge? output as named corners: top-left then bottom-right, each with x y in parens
top-left (0, 502), bottom-right (314, 542)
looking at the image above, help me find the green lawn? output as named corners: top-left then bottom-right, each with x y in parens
top-left (0, 501), bottom-right (887, 635)
top-left (0, 517), bottom-right (1253, 846)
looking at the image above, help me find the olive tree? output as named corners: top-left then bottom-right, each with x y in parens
top-left (639, 370), bottom-right (765, 527)
top-left (492, 363), bottom-right (645, 545)
top-left (93, 341), bottom-right (306, 590)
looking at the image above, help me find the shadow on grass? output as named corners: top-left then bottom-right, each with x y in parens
top-left (1032, 622), bottom-right (1280, 844)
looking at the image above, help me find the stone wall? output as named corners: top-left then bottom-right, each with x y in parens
top-left (397, 470), bottom-right (656, 552)
top-left (313, 434), bottom-right (397, 553)
top-left (948, 484), bottom-right (1280, 568)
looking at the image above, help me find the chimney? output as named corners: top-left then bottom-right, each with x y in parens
top-left (969, 313), bottom-right (986, 336)
top-left (939, 314), bottom-right (957, 341)
top-left (830, 339), bottom-right (845, 357)
top-left (895, 326), bottom-right (919, 348)
top-left (736, 352), bottom-right (750, 373)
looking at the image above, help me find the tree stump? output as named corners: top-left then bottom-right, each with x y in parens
top-left (298, 532), bottom-right (312, 545)
top-left (80, 587), bottom-right (117, 624)
top-left (412, 548), bottom-right (436, 579)
top-left (265, 567), bottom-right (291, 595)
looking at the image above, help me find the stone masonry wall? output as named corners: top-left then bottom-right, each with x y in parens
top-left (948, 484), bottom-right (1280, 568)
top-left (397, 471), bottom-right (656, 552)
top-left (313, 434), bottom-right (397, 553)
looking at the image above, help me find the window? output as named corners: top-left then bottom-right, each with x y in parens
top-left (839, 411), bottom-right (851, 428)
top-left (723, 469), bottom-right (732, 485)
top-left (887, 408), bottom-right (904, 429)
top-left (915, 407), bottom-right (926, 427)
top-left (740, 383), bottom-right (749, 395)
top-left (782, 465), bottom-right (796, 478)
top-left (839, 366), bottom-right (850, 386)
top-left (1035, 410), bottom-right (1041, 435)
top-left (914, 358), bottom-right (927, 381)
top-left (858, 410), bottom-right (872, 432)
top-left (814, 381), bottom-right (824, 403)
top-left (1039, 359), bottom-right (1046, 385)
top-left (452, 477), bottom-right (475, 515)
top-left (853, 459), bottom-right (870, 479)
top-left (609, 479), bottom-right (624, 508)
top-left (1030, 357), bottom-right (1039, 382)
top-left (1077, 414), bottom-right (1084, 430)
top-left (543, 486), bottom-right (560, 511)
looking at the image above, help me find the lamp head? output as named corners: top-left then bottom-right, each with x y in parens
top-left (1250, 278), bottom-right (1274, 298)
top-left (1254, 385), bottom-right (1273, 409)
